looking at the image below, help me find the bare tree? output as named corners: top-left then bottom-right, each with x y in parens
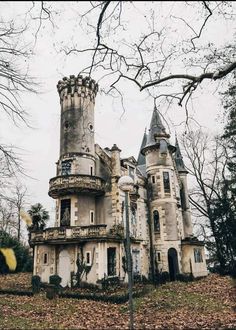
top-left (59, 1), bottom-right (236, 108)
top-left (0, 183), bottom-right (28, 240)
top-left (181, 129), bottom-right (233, 268)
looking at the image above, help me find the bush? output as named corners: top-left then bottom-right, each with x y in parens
top-left (49, 275), bottom-right (62, 287)
top-left (46, 284), bottom-right (57, 300)
top-left (31, 275), bottom-right (41, 293)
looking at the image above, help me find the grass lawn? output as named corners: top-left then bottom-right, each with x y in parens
top-left (0, 273), bottom-right (235, 329)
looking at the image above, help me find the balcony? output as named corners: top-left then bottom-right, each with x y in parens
top-left (29, 224), bottom-right (124, 245)
top-left (48, 174), bottom-right (106, 198)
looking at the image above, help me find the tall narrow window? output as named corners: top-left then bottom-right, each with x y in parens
top-left (152, 175), bottom-right (156, 184)
top-left (60, 199), bottom-right (71, 226)
top-left (90, 210), bottom-right (94, 224)
top-left (61, 160), bottom-right (72, 176)
top-left (153, 210), bottom-right (160, 232)
top-left (107, 247), bottom-right (116, 276)
top-left (163, 171), bottom-right (170, 193)
top-left (90, 166), bottom-right (93, 176)
top-left (85, 251), bottom-right (91, 266)
top-left (43, 253), bottom-right (48, 264)
top-left (194, 248), bottom-right (203, 263)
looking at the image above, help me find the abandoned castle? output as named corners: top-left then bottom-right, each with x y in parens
top-left (29, 75), bottom-right (207, 287)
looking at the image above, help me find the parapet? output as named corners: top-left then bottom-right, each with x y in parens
top-left (57, 75), bottom-right (99, 102)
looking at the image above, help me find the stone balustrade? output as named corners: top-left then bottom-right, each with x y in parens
top-left (48, 174), bottom-right (106, 198)
top-left (29, 224), bottom-right (124, 245)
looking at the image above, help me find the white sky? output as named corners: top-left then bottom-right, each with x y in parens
top-left (1, 2), bottom-right (235, 225)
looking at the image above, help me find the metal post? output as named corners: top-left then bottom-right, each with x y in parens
top-left (125, 191), bottom-right (134, 330)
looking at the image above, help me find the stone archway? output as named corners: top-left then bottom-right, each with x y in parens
top-left (168, 248), bottom-right (179, 281)
top-left (58, 249), bottom-right (71, 287)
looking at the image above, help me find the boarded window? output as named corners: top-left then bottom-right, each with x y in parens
top-left (153, 210), bottom-right (160, 232)
top-left (60, 199), bottom-right (71, 226)
top-left (107, 247), bottom-right (116, 276)
top-left (163, 171), bottom-right (170, 193)
top-left (194, 248), bottom-right (203, 263)
top-left (61, 160), bottom-right (72, 176)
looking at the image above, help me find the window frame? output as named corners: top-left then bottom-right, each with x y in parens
top-left (90, 210), bottom-right (95, 224)
top-left (107, 247), bottom-right (116, 276)
top-left (163, 171), bottom-right (171, 194)
top-left (43, 253), bottom-right (48, 265)
top-left (85, 251), bottom-right (92, 266)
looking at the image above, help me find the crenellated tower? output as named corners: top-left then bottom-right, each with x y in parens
top-left (48, 75), bottom-right (105, 227)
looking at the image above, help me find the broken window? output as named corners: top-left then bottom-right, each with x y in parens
top-left (61, 160), bottom-right (72, 176)
top-left (163, 171), bottom-right (170, 193)
top-left (60, 199), bottom-right (71, 226)
top-left (107, 247), bottom-right (116, 276)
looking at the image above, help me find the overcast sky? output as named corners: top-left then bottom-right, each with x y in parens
top-left (1, 2), bottom-right (235, 225)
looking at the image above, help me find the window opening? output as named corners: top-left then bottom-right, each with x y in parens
top-left (61, 160), bottom-right (72, 176)
top-left (163, 171), bottom-right (170, 193)
top-left (60, 199), bottom-right (71, 226)
top-left (107, 247), bottom-right (116, 276)
top-left (153, 210), bottom-right (160, 232)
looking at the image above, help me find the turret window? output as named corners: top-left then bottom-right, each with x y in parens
top-left (151, 175), bottom-right (156, 184)
top-left (90, 210), bottom-right (94, 224)
top-left (60, 199), bottom-right (71, 226)
top-left (61, 160), bottom-right (72, 176)
top-left (163, 172), bottom-right (170, 193)
top-left (153, 210), bottom-right (160, 232)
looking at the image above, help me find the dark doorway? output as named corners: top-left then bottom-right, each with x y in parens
top-left (168, 248), bottom-right (179, 281)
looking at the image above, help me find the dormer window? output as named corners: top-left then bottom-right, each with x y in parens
top-left (160, 140), bottom-right (168, 155)
top-left (61, 160), bottom-right (72, 176)
top-left (128, 166), bottom-right (134, 179)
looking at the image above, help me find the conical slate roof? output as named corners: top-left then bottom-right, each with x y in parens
top-left (143, 106), bottom-right (170, 150)
top-left (175, 136), bottom-right (188, 173)
top-left (137, 129), bottom-right (147, 165)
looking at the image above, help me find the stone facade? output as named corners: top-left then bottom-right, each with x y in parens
top-left (30, 75), bottom-right (208, 287)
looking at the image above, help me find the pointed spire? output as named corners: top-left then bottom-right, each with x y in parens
top-left (137, 129), bottom-right (147, 165)
top-left (175, 136), bottom-right (188, 173)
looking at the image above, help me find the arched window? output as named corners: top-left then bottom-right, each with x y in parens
top-left (153, 210), bottom-right (160, 232)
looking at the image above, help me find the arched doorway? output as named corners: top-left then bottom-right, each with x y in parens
top-left (168, 248), bottom-right (179, 281)
top-left (58, 249), bottom-right (71, 287)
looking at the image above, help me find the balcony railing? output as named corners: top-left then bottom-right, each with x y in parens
top-left (29, 224), bottom-right (125, 245)
top-left (48, 174), bottom-right (106, 198)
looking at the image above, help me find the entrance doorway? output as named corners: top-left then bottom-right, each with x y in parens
top-left (168, 248), bottom-right (179, 281)
top-left (58, 249), bottom-right (71, 287)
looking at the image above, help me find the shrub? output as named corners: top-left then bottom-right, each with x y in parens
top-left (49, 275), bottom-right (62, 287)
top-left (46, 284), bottom-right (57, 300)
top-left (31, 275), bottom-right (41, 293)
